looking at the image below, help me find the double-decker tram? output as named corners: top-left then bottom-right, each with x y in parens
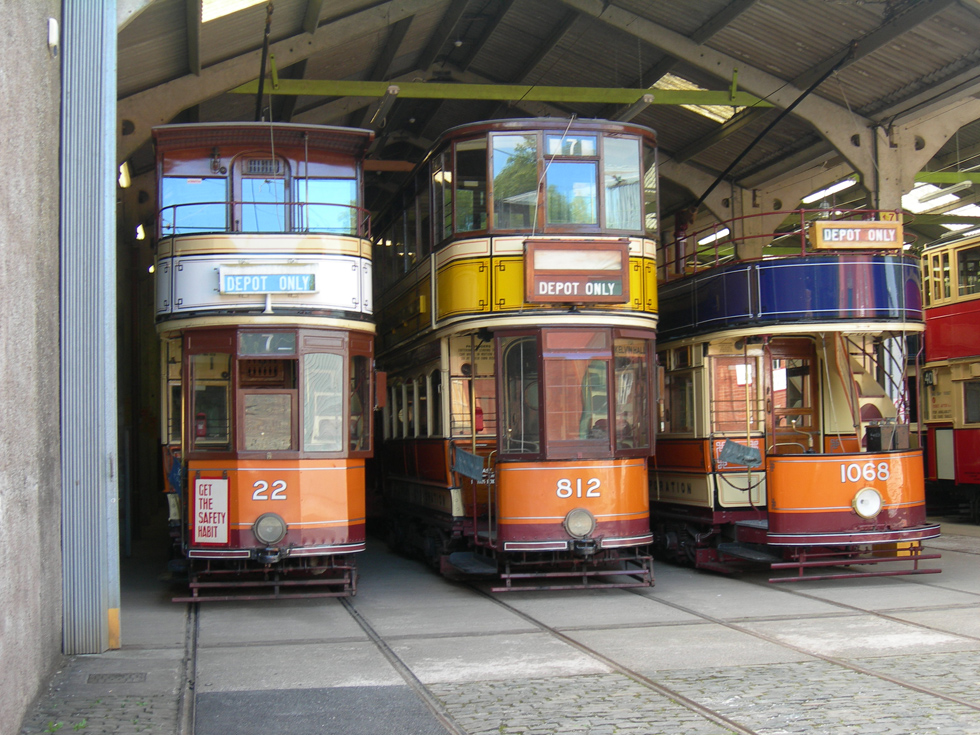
top-left (373, 118), bottom-right (659, 590)
top-left (920, 231), bottom-right (980, 520)
top-left (154, 123), bottom-right (378, 600)
top-left (653, 210), bottom-right (941, 581)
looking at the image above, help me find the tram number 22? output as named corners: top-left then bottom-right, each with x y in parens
top-left (252, 480), bottom-right (287, 500)
top-left (556, 478), bottom-right (601, 498)
top-left (840, 462), bottom-right (890, 483)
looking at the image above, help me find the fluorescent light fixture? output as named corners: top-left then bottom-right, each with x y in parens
top-left (919, 180), bottom-right (973, 202)
top-left (943, 203), bottom-right (980, 231)
top-left (801, 178), bottom-right (857, 204)
top-left (903, 184), bottom-right (957, 213)
top-left (370, 86), bottom-right (400, 129)
top-left (698, 227), bottom-right (730, 246)
top-left (616, 94), bottom-right (655, 122)
top-left (653, 74), bottom-right (738, 123)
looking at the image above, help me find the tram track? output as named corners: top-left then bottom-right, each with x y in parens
top-left (177, 602), bottom-right (200, 735)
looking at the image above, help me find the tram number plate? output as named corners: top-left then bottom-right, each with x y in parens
top-left (839, 462), bottom-right (890, 483)
top-left (556, 478), bottom-right (601, 498)
top-left (252, 480), bottom-right (287, 500)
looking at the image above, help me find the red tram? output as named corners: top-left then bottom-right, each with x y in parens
top-left (373, 118), bottom-right (659, 590)
top-left (920, 231), bottom-right (980, 520)
top-left (154, 123), bottom-right (379, 599)
top-left (652, 210), bottom-right (940, 581)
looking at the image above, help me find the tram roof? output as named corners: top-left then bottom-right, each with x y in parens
top-left (119, 0), bottom-right (980, 245)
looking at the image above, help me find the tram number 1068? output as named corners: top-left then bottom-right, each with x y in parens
top-left (556, 478), bottom-right (601, 498)
top-left (840, 462), bottom-right (891, 484)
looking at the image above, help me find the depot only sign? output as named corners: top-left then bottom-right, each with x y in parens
top-left (219, 264), bottom-right (318, 294)
top-left (524, 239), bottom-right (630, 304)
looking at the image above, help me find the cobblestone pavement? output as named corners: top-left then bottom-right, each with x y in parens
top-left (18, 686), bottom-right (179, 735)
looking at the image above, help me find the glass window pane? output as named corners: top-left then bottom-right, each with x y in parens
top-left (493, 134), bottom-right (538, 229)
top-left (958, 245), bottom-right (980, 296)
top-left (643, 143), bottom-right (658, 237)
top-left (191, 353), bottom-right (231, 450)
top-left (501, 336), bottom-right (540, 454)
top-left (303, 353), bottom-right (344, 452)
top-left (350, 355), bottom-right (369, 450)
top-left (294, 179), bottom-right (357, 234)
top-left (456, 139), bottom-right (488, 232)
top-left (965, 381), bottom-right (980, 424)
top-left (604, 137), bottom-right (641, 231)
top-left (544, 358), bottom-right (609, 448)
top-left (546, 134), bottom-right (596, 156)
top-left (665, 371), bottom-right (694, 433)
top-left (240, 177), bottom-right (287, 232)
top-left (546, 161), bottom-right (597, 225)
top-left (161, 177), bottom-right (227, 234)
top-left (711, 356), bottom-right (759, 433)
top-left (614, 339), bottom-right (649, 449)
top-left (243, 394), bottom-right (293, 450)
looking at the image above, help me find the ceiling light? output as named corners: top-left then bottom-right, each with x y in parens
top-left (918, 180), bottom-right (973, 202)
top-left (801, 178), bottom-right (857, 204)
top-left (698, 227), bottom-right (730, 245)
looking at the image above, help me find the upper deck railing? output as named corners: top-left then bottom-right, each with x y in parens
top-left (659, 208), bottom-right (908, 282)
top-left (158, 200), bottom-right (372, 240)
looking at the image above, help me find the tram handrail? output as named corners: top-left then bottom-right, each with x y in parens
top-left (158, 200), bottom-right (372, 239)
top-left (659, 208), bottom-right (909, 281)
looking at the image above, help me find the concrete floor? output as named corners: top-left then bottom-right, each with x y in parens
top-left (17, 518), bottom-right (980, 735)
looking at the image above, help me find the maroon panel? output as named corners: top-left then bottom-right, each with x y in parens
top-left (497, 517), bottom-right (650, 544)
top-left (924, 299), bottom-right (980, 361)
top-left (954, 428), bottom-right (980, 484)
top-left (768, 507), bottom-right (926, 535)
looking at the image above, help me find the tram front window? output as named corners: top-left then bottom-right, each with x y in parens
top-left (160, 176), bottom-right (226, 234)
top-left (614, 339), bottom-right (650, 450)
top-left (543, 331), bottom-right (611, 458)
top-left (295, 178), bottom-right (357, 234)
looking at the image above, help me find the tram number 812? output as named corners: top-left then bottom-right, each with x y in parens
top-left (557, 478), bottom-right (602, 498)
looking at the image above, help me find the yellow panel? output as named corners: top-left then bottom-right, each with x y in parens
top-left (436, 259), bottom-right (491, 319)
top-left (493, 257), bottom-right (526, 311)
top-left (629, 258), bottom-right (644, 310)
top-left (644, 259), bottom-right (658, 313)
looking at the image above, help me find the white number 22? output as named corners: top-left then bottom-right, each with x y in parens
top-left (252, 479), bottom-right (287, 500)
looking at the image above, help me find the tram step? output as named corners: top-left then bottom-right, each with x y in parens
top-left (717, 542), bottom-right (782, 564)
top-left (447, 551), bottom-right (499, 575)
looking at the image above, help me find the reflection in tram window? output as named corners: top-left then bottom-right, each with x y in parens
top-left (604, 137), bottom-right (642, 231)
top-left (547, 161), bottom-right (598, 225)
top-left (492, 134), bottom-right (537, 229)
top-left (350, 355), bottom-right (369, 450)
top-left (711, 356), bottom-right (759, 433)
top-left (543, 331), bottom-right (611, 457)
top-left (455, 138), bottom-right (488, 232)
top-left (502, 336), bottom-right (540, 454)
top-left (614, 339), bottom-right (650, 449)
top-left (295, 178), bottom-right (357, 234)
top-left (160, 177), bottom-right (226, 234)
top-left (959, 244), bottom-right (980, 296)
top-left (190, 353), bottom-right (231, 450)
top-left (240, 174), bottom-right (287, 232)
top-left (303, 353), bottom-right (344, 452)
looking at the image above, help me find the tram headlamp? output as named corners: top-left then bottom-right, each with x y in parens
top-left (852, 488), bottom-right (883, 519)
top-left (253, 513), bottom-right (287, 545)
top-left (563, 508), bottom-right (597, 539)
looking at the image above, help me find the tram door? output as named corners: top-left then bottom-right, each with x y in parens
top-left (765, 339), bottom-right (818, 454)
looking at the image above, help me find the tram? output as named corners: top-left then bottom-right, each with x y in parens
top-left (652, 210), bottom-right (941, 581)
top-left (920, 230), bottom-right (980, 520)
top-left (154, 123), bottom-right (378, 600)
top-left (373, 118), bottom-right (659, 590)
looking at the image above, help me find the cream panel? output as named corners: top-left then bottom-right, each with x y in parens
top-left (715, 471), bottom-right (767, 508)
top-left (651, 472), bottom-right (712, 508)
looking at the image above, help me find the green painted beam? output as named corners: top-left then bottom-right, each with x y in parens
top-left (914, 172), bottom-right (980, 184)
top-left (228, 78), bottom-right (772, 107)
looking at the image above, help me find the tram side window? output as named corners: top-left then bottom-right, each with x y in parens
top-left (614, 339), bottom-right (650, 450)
top-left (449, 337), bottom-right (496, 438)
top-left (965, 381), bottom-right (980, 425)
top-left (455, 138), bottom-right (488, 233)
top-left (501, 336), bottom-right (540, 454)
top-left (603, 137), bottom-right (642, 231)
top-left (190, 353), bottom-right (231, 450)
top-left (160, 177), bottom-right (227, 235)
top-left (772, 358), bottom-right (813, 430)
top-left (711, 356), bottom-right (760, 433)
top-left (958, 245), bottom-right (980, 296)
top-left (643, 142), bottom-right (658, 237)
top-left (493, 134), bottom-right (538, 229)
top-left (350, 355), bottom-right (369, 451)
top-left (663, 370), bottom-right (695, 434)
top-left (430, 370), bottom-right (442, 436)
top-left (942, 252), bottom-right (951, 299)
top-left (293, 178), bottom-right (357, 234)
top-left (433, 153), bottom-right (453, 243)
top-left (303, 353), bottom-right (344, 452)
top-left (417, 375), bottom-right (428, 437)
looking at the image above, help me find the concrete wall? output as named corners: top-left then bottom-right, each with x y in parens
top-left (0, 1), bottom-right (64, 732)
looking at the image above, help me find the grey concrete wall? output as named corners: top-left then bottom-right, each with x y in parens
top-left (0, 1), bottom-right (64, 733)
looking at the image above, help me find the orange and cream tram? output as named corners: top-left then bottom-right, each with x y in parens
top-left (373, 118), bottom-right (659, 590)
top-left (653, 211), bottom-right (941, 581)
top-left (154, 123), bottom-right (378, 599)
top-left (920, 230), bottom-right (980, 520)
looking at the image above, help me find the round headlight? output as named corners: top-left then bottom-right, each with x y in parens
top-left (253, 512), bottom-right (287, 545)
top-left (563, 508), bottom-right (596, 539)
top-left (852, 488), bottom-right (883, 519)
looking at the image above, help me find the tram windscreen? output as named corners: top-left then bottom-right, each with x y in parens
top-left (492, 134), bottom-right (537, 229)
top-left (160, 177), bottom-right (226, 234)
top-left (604, 137), bottom-right (642, 231)
top-left (543, 331), bottom-right (611, 458)
top-left (294, 179), bottom-right (357, 234)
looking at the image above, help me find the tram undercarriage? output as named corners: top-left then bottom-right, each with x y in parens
top-left (171, 555), bottom-right (358, 602)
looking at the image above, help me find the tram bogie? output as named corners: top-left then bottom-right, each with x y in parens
top-left (153, 123), bottom-right (377, 600)
top-left (373, 118), bottom-right (660, 590)
top-left (652, 209), bottom-right (940, 581)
